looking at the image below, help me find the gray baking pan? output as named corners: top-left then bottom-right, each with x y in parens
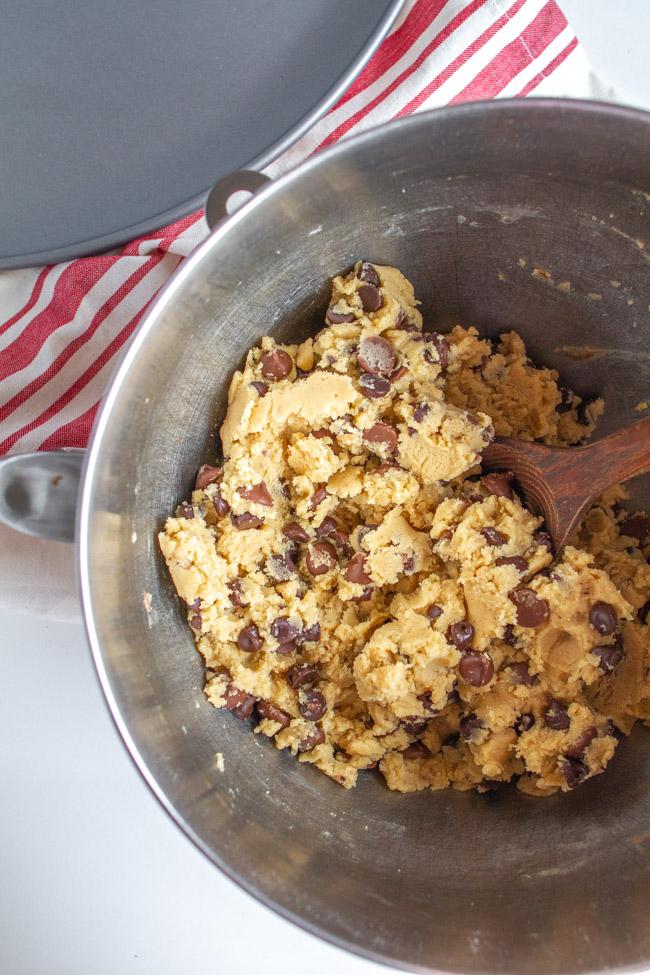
top-left (0, 0), bottom-right (405, 269)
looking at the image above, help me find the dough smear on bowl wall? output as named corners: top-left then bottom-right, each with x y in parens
top-left (159, 261), bottom-right (650, 797)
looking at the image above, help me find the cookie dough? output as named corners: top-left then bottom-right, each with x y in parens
top-left (159, 262), bottom-right (650, 796)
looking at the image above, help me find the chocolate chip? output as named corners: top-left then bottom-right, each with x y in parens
top-left (400, 741), bottom-right (430, 759)
top-left (212, 489), bottom-right (231, 518)
top-left (481, 527), bottom-right (508, 547)
top-left (231, 694), bottom-right (256, 720)
top-left (298, 727), bottom-right (326, 752)
top-left (561, 757), bottom-right (589, 788)
top-left (350, 586), bottom-right (374, 603)
top-left (176, 503), bottom-right (198, 519)
top-left (286, 541), bottom-right (301, 563)
top-left (287, 663), bottom-right (319, 689)
top-left (316, 516), bottom-right (337, 538)
top-left (265, 555), bottom-right (296, 582)
top-left (448, 620), bottom-right (474, 651)
top-left (189, 614), bottom-right (202, 630)
top-left (589, 601), bottom-right (618, 635)
top-left (312, 427), bottom-right (335, 440)
top-left (502, 623), bottom-right (517, 646)
top-left (329, 530), bottom-right (354, 558)
top-left (532, 530), bottom-right (553, 552)
top-left (222, 679), bottom-right (252, 713)
top-left (402, 716), bottom-right (429, 735)
top-left (275, 642), bottom-right (297, 656)
top-left (189, 597), bottom-right (201, 611)
top-left (306, 541), bottom-right (338, 576)
top-left (417, 691), bottom-right (440, 715)
top-left (256, 701), bottom-right (291, 728)
top-left (458, 651), bottom-right (494, 686)
top-left (237, 623), bottom-right (263, 652)
top-left (357, 336), bottom-right (396, 375)
top-left (363, 422), bottom-right (399, 453)
top-left (482, 471), bottom-right (514, 500)
top-left (515, 713), bottom-right (535, 734)
top-left (422, 347), bottom-right (437, 365)
top-left (459, 713), bottom-right (484, 740)
top-left (437, 529), bottom-right (454, 543)
top-left (309, 487), bottom-right (328, 510)
top-left (555, 387), bottom-right (574, 414)
top-left (250, 381), bottom-right (268, 397)
top-left (639, 600), bottom-right (650, 624)
top-left (195, 464), bottom-right (223, 490)
top-left (545, 698), bottom-right (570, 730)
top-left (357, 525), bottom-right (377, 551)
top-left (426, 604), bottom-right (443, 622)
top-left (357, 262), bottom-right (380, 287)
top-left (402, 555), bottom-right (416, 574)
top-left (270, 616), bottom-right (300, 644)
top-left (576, 397), bottom-right (597, 426)
top-left (619, 514), bottom-right (650, 547)
top-left (482, 424), bottom-right (495, 445)
top-left (507, 662), bottom-right (538, 687)
top-left (565, 726), bottom-right (598, 759)
top-left (359, 373), bottom-right (391, 399)
top-left (413, 402), bottom-right (431, 423)
top-left (344, 553), bottom-right (372, 585)
top-left (231, 511), bottom-right (263, 530)
top-left (283, 521), bottom-right (309, 543)
top-left (238, 481), bottom-right (274, 507)
top-left (591, 643), bottom-right (623, 673)
top-left (508, 587), bottom-right (549, 626)
top-left (388, 364), bottom-right (407, 382)
top-left (260, 349), bottom-right (293, 381)
top-left (496, 555), bottom-right (529, 573)
top-left (394, 314), bottom-right (419, 333)
top-left (423, 332), bottom-right (450, 369)
top-left (227, 579), bottom-right (247, 607)
top-left (358, 283), bottom-right (383, 313)
top-left (298, 688), bottom-right (327, 721)
top-left (326, 304), bottom-right (356, 324)
top-left (297, 621), bottom-right (321, 645)
top-left (375, 462), bottom-right (401, 475)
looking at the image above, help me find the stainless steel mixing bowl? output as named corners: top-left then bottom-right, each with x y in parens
top-left (79, 100), bottom-right (650, 975)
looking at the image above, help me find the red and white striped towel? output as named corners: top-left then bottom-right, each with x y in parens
top-left (0, 0), bottom-right (615, 619)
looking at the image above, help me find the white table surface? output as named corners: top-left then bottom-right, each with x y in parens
top-left (2, 5), bottom-right (648, 974)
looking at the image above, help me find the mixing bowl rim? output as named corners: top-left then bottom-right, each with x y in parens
top-left (78, 96), bottom-right (650, 975)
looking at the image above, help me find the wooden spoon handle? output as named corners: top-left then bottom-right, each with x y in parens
top-left (579, 414), bottom-right (650, 496)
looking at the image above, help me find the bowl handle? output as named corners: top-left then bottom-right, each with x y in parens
top-left (0, 448), bottom-right (84, 543)
top-left (205, 171), bottom-right (272, 231)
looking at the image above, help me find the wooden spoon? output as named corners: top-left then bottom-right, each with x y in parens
top-left (481, 415), bottom-right (650, 555)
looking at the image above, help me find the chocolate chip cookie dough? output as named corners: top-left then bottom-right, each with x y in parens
top-left (159, 262), bottom-right (650, 796)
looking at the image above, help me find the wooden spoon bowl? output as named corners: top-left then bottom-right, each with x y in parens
top-left (481, 415), bottom-right (650, 554)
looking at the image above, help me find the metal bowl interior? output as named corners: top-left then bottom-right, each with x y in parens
top-left (80, 101), bottom-right (650, 975)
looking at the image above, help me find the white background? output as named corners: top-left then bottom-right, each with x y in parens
top-left (2, 4), bottom-right (649, 974)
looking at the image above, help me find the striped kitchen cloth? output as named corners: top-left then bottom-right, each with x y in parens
top-left (0, 0), bottom-right (616, 619)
